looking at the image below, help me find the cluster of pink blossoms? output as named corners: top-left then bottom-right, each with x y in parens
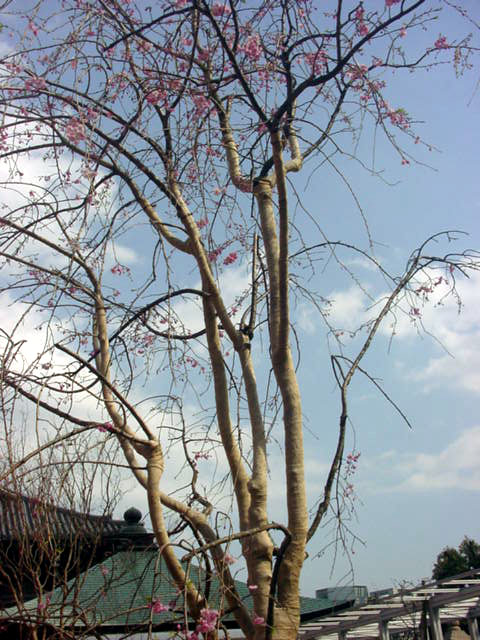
top-left (345, 64), bottom-right (368, 83)
top-left (344, 482), bottom-right (355, 498)
top-left (28, 21), bottom-right (39, 36)
top-left (192, 93), bottom-right (210, 116)
top-left (223, 251), bottom-right (237, 266)
top-left (173, 605), bottom-right (266, 638)
top-left (346, 452), bottom-right (360, 470)
top-left (28, 269), bottom-right (50, 285)
top-left (304, 50), bottom-right (327, 75)
top-left (196, 608), bottom-right (219, 634)
top-left (386, 108), bottom-right (409, 129)
top-left (223, 552), bottom-right (235, 565)
top-left (385, 0), bottom-right (401, 6)
top-left (65, 117), bottom-right (86, 145)
top-left (415, 276), bottom-right (445, 299)
top-left (355, 7), bottom-right (368, 36)
top-left (146, 88), bottom-right (167, 105)
top-left (241, 34), bottom-right (262, 61)
top-left (136, 38), bottom-right (152, 53)
top-left (97, 422), bottom-right (114, 433)
top-left (185, 355), bottom-right (201, 370)
top-left (24, 75), bottom-right (46, 92)
top-left (149, 599), bottom-right (170, 614)
top-left (211, 2), bottom-right (231, 17)
top-left (344, 452), bottom-right (360, 499)
top-left (207, 246), bottom-right (223, 262)
top-left (111, 263), bottom-right (130, 275)
top-left (194, 451), bottom-right (210, 461)
top-left (434, 35), bottom-right (448, 49)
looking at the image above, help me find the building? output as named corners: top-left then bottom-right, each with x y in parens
top-left (1, 506), bottom-right (352, 638)
top-left (315, 586), bottom-right (368, 607)
top-left (0, 488), bottom-right (124, 608)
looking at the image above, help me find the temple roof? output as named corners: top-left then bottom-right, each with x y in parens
top-left (3, 548), bottom-right (341, 633)
top-left (0, 488), bottom-right (123, 541)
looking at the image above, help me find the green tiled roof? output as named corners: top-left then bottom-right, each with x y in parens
top-left (5, 549), bottom-right (337, 631)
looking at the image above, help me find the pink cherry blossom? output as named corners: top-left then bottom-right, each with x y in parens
top-left (28, 21), bottom-right (39, 36)
top-left (208, 248), bottom-right (222, 262)
top-left (253, 613), bottom-right (265, 626)
top-left (37, 596), bottom-right (51, 613)
top-left (345, 64), bottom-right (368, 82)
top-left (385, 0), bottom-right (401, 6)
top-left (100, 565), bottom-right (109, 576)
top-left (192, 93), bottom-right (210, 116)
top-left (304, 50), bottom-right (327, 75)
top-left (355, 7), bottom-right (364, 21)
top-left (358, 22), bottom-right (368, 36)
top-left (24, 76), bottom-right (46, 92)
top-left (223, 251), bottom-right (237, 265)
top-left (196, 608), bottom-right (219, 633)
top-left (243, 34), bottom-right (262, 62)
top-left (110, 263), bottom-right (130, 275)
top-left (149, 599), bottom-right (170, 613)
top-left (146, 89), bottom-right (167, 105)
top-left (211, 3), bottom-right (231, 18)
top-left (65, 117), bottom-right (86, 144)
top-left (434, 35), bottom-right (448, 49)
top-left (97, 422), bottom-right (113, 433)
top-left (223, 552), bottom-right (236, 564)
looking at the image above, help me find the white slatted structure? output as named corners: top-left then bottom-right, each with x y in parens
top-left (299, 570), bottom-right (480, 640)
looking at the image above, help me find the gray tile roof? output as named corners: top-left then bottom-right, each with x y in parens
top-left (0, 489), bottom-right (123, 541)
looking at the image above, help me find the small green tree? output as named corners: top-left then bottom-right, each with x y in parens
top-left (458, 537), bottom-right (480, 570)
top-left (432, 537), bottom-right (480, 580)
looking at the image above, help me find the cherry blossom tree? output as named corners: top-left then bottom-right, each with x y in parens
top-left (0, 1), bottom-right (478, 638)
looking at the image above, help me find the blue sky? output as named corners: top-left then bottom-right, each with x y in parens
top-left (0, 0), bottom-right (479, 603)
top-left (290, 9), bottom-right (480, 594)
top-left (107, 15), bottom-right (480, 594)
top-left (82, 1), bottom-right (480, 596)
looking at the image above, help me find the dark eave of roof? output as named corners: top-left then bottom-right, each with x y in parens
top-left (0, 488), bottom-right (123, 541)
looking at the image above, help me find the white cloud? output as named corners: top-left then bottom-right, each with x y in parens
top-left (0, 40), bottom-right (14, 57)
top-left (345, 256), bottom-right (382, 272)
top-left (296, 303), bottom-right (317, 334)
top-left (108, 242), bottom-right (139, 265)
top-left (323, 268), bottom-right (480, 394)
top-left (361, 426), bottom-right (480, 492)
top-left (401, 272), bottom-right (480, 394)
top-left (327, 286), bottom-right (374, 331)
